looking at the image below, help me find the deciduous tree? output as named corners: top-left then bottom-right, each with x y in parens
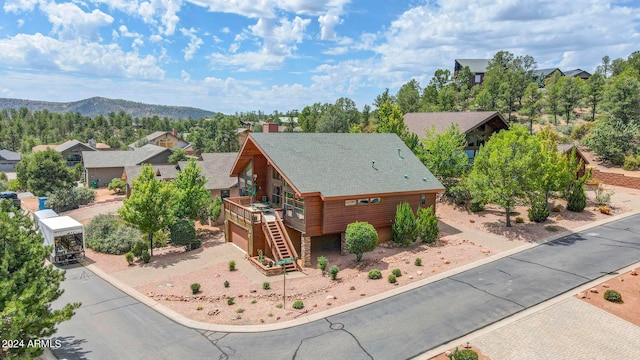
top-left (345, 221), bottom-right (378, 262)
top-left (420, 124), bottom-right (468, 189)
top-left (174, 159), bottom-right (212, 221)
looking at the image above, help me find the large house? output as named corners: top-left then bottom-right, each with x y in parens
top-left (32, 139), bottom-right (103, 167)
top-left (83, 144), bottom-right (173, 187)
top-left (223, 133), bottom-right (444, 270)
top-left (0, 149), bottom-right (21, 172)
top-left (403, 111), bottom-right (509, 162)
top-left (128, 130), bottom-right (189, 150)
top-left (185, 152), bottom-right (239, 199)
top-left (454, 59), bottom-right (491, 85)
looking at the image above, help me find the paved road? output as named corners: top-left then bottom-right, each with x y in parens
top-left (52, 214), bottom-right (640, 359)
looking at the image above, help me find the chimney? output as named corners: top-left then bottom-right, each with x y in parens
top-left (88, 138), bottom-right (97, 149)
top-left (172, 128), bottom-right (178, 137)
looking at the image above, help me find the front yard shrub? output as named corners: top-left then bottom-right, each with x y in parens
top-left (604, 289), bottom-right (622, 303)
top-left (263, 282), bottom-right (270, 290)
top-left (191, 283), bottom-right (201, 294)
top-left (227, 297), bottom-right (235, 305)
top-left (292, 300), bottom-right (304, 310)
top-left (368, 269), bottom-right (382, 280)
top-left (317, 256), bottom-right (328, 271)
top-left (229, 260), bottom-right (236, 271)
top-left (329, 265), bottom-right (340, 280)
top-left (108, 178), bottom-right (126, 195)
top-left (392, 202), bottom-right (417, 245)
top-left (469, 198), bottom-right (485, 212)
top-left (528, 196), bottom-right (549, 223)
top-left (447, 347), bottom-right (478, 360)
top-left (391, 268), bottom-right (402, 277)
top-left (125, 252), bottom-right (134, 265)
top-left (169, 219), bottom-right (198, 251)
top-left (623, 155), bottom-right (640, 171)
top-left (515, 216), bottom-right (525, 224)
top-left (131, 240), bottom-right (149, 257)
top-left (141, 250), bottom-right (151, 263)
top-left (388, 274), bottom-right (396, 283)
top-left (151, 229), bottom-right (169, 248)
top-left (275, 303), bottom-right (283, 308)
top-left (46, 186), bottom-right (96, 213)
top-left (594, 184), bottom-right (614, 206)
top-left (236, 308), bottom-right (245, 313)
top-left (447, 185), bottom-right (470, 205)
top-left (86, 214), bottom-right (142, 255)
top-left (599, 205), bottom-right (612, 215)
top-left (415, 257), bottom-right (422, 266)
top-left (417, 205), bottom-right (439, 244)
top-left (224, 280), bottom-right (230, 288)
top-left (345, 221), bottom-right (378, 262)
top-left (567, 184), bottom-right (587, 212)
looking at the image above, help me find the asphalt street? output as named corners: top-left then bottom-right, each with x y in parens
top-left (51, 214), bottom-right (640, 360)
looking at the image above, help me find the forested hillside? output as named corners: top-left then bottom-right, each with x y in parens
top-left (0, 97), bottom-right (217, 120)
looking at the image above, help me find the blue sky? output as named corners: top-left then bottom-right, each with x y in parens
top-left (1, 0), bottom-right (639, 114)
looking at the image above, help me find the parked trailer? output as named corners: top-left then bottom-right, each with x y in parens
top-left (38, 216), bottom-right (85, 264)
top-left (32, 209), bottom-right (58, 229)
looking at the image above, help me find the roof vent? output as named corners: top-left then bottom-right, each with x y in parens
top-left (404, 174), bottom-right (409, 179)
top-left (371, 161), bottom-right (378, 170)
top-left (422, 177), bottom-right (427, 181)
top-left (397, 148), bottom-right (404, 159)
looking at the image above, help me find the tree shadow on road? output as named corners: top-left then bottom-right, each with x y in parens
top-left (52, 335), bottom-right (92, 360)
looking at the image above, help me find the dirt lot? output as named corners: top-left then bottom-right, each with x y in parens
top-left (577, 269), bottom-right (640, 326)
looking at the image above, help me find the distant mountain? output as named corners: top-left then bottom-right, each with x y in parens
top-left (0, 96), bottom-right (218, 119)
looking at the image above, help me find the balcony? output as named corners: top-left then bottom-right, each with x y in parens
top-left (223, 196), bottom-right (264, 228)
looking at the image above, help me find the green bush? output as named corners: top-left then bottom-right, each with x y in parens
top-left (46, 186), bottom-right (96, 213)
top-left (169, 219), bottom-right (198, 251)
top-left (229, 260), bottom-right (236, 271)
top-left (131, 240), bottom-right (149, 257)
top-left (417, 205), bottom-right (439, 244)
top-left (447, 347), bottom-right (478, 360)
top-left (447, 185), bottom-right (470, 205)
top-left (623, 155), bottom-right (640, 171)
top-left (414, 257), bottom-right (422, 266)
top-left (85, 214), bottom-right (142, 255)
top-left (368, 269), bottom-right (382, 280)
top-left (388, 274), bottom-right (397, 284)
top-left (292, 300), bottom-right (304, 309)
top-left (604, 289), bottom-right (623, 303)
top-left (263, 282), bottom-right (270, 290)
top-left (151, 230), bottom-right (168, 248)
top-left (191, 283), bottom-right (200, 294)
top-left (570, 121), bottom-right (595, 141)
top-left (345, 221), bottom-right (378, 261)
top-left (528, 196), bottom-right (550, 223)
top-left (329, 265), bottom-right (340, 280)
top-left (7, 179), bottom-right (20, 192)
top-left (0, 172), bottom-right (6, 181)
top-left (236, 308), bottom-right (245, 314)
top-left (125, 252), bottom-right (134, 265)
top-left (108, 178), bottom-right (126, 195)
top-left (567, 184), bottom-right (587, 212)
top-left (392, 202), bottom-right (417, 245)
top-left (391, 268), bottom-right (402, 277)
top-left (227, 297), bottom-right (235, 305)
top-left (594, 184), bottom-right (614, 206)
top-left (469, 198), bottom-right (485, 212)
top-left (515, 216), bottom-right (524, 224)
top-left (317, 256), bottom-right (328, 271)
top-left (224, 280), bottom-right (230, 288)
top-left (141, 250), bottom-right (151, 263)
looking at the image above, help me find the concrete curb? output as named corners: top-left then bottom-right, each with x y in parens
top-left (84, 208), bottom-right (640, 333)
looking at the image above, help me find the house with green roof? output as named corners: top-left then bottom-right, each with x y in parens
top-left (224, 133), bottom-right (444, 270)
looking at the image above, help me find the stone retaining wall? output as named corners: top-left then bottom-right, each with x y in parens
top-left (592, 169), bottom-right (640, 190)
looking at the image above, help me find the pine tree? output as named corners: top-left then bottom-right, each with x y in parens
top-left (0, 201), bottom-right (80, 359)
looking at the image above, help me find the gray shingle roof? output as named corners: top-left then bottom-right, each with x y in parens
top-left (83, 144), bottom-right (170, 168)
top-left (564, 69), bottom-right (591, 78)
top-left (179, 153), bottom-right (238, 190)
top-left (248, 133), bottom-right (444, 198)
top-left (533, 68), bottom-right (563, 78)
top-left (455, 59), bottom-right (490, 73)
top-left (56, 139), bottom-right (96, 153)
top-left (404, 111), bottom-right (508, 136)
top-left (0, 149), bottom-right (21, 161)
top-left (124, 164), bottom-right (180, 185)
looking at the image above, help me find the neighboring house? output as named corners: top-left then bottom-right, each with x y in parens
top-left (454, 59), bottom-right (491, 85)
top-left (404, 111), bottom-right (509, 162)
top-left (32, 139), bottom-right (100, 166)
top-left (123, 164), bottom-right (179, 197)
top-left (128, 129), bottom-right (189, 150)
top-left (533, 68), bottom-right (564, 82)
top-left (564, 69), bottom-right (591, 79)
top-left (82, 144), bottom-right (173, 187)
top-left (558, 144), bottom-right (589, 178)
top-left (0, 149), bottom-right (21, 172)
top-left (182, 152), bottom-right (239, 199)
top-left (224, 133), bottom-right (444, 269)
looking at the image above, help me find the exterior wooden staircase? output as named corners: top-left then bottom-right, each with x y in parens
top-left (262, 212), bottom-right (300, 272)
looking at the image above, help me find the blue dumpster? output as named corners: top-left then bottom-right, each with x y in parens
top-left (38, 197), bottom-right (50, 210)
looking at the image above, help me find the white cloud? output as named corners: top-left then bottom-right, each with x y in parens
top-left (149, 34), bottom-right (163, 42)
top-left (40, 2), bottom-right (114, 42)
top-left (180, 27), bottom-right (203, 60)
top-left (3, 0), bottom-right (39, 13)
top-left (318, 10), bottom-right (341, 40)
top-left (0, 33), bottom-right (165, 79)
top-left (17, 19), bottom-right (25, 27)
top-left (181, 69), bottom-right (190, 81)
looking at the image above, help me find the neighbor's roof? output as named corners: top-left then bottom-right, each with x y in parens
top-left (0, 149), bottom-right (21, 161)
top-left (403, 111), bottom-right (509, 136)
top-left (180, 152), bottom-right (238, 190)
top-left (557, 144), bottom-right (590, 164)
top-left (564, 69), bottom-right (591, 78)
top-left (534, 68), bottom-right (563, 78)
top-left (83, 144), bottom-right (170, 168)
top-left (455, 59), bottom-right (490, 73)
top-left (128, 131), bottom-right (181, 148)
top-left (238, 133), bottom-right (444, 198)
top-left (124, 164), bottom-right (180, 185)
top-left (56, 139), bottom-right (96, 153)
top-left (31, 144), bottom-right (58, 152)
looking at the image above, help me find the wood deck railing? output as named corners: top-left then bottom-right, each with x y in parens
top-left (223, 196), bottom-right (262, 228)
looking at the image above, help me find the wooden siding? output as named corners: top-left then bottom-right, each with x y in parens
top-left (229, 222), bottom-right (248, 253)
top-left (303, 195), bottom-right (323, 237)
top-left (284, 226), bottom-right (302, 256)
top-left (253, 154), bottom-right (268, 202)
top-left (322, 192), bottom-right (437, 235)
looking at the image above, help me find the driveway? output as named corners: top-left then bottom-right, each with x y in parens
top-left (52, 213), bottom-right (640, 359)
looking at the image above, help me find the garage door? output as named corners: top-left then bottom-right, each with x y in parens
top-left (229, 222), bottom-right (249, 253)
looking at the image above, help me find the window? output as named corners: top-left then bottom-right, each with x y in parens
top-left (272, 171), bottom-right (282, 181)
top-left (474, 74), bottom-right (482, 83)
top-left (345, 200), bottom-right (356, 206)
top-left (370, 197), bottom-right (381, 204)
top-left (357, 198), bottom-right (369, 205)
top-left (284, 191), bottom-right (304, 220)
top-left (221, 190), bottom-right (230, 199)
top-left (421, 194), bottom-right (426, 205)
top-left (271, 185), bottom-right (282, 206)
